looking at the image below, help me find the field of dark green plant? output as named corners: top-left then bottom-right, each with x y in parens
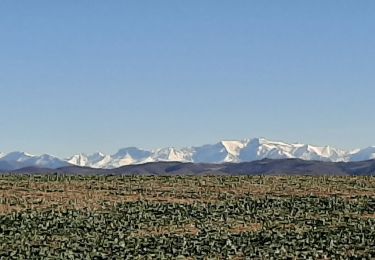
top-left (0, 176), bottom-right (374, 259)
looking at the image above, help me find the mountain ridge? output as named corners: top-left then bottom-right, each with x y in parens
top-left (5, 159), bottom-right (375, 176)
top-left (1, 137), bottom-right (374, 170)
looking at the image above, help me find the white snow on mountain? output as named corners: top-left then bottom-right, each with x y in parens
top-left (239, 138), bottom-right (293, 161)
top-left (67, 154), bottom-right (89, 167)
top-left (221, 140), bottom-right (248, 158)
top-left (1, 138), bottom-right (375, 170)
top-left (152, 147), bottom-right (192, 162)
top-left (108, 147), bottom-right (152, 168)
top-left (1, 151), bottom-right (34, 162)
top-left (192, 142), bottom-right (231, 163)
top-left (67, 152), bottom-right (112, 168)
top-left (349, 146), bottom-right (375, 161)
top-left (88, 153), bottom-right (112, 168)
top-left (291, 144), bottom-right (347, 162)
top-left (0, 152), bottom-right (69, 170)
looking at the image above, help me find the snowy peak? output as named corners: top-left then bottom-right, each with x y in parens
top-left (240, 138), bottom-right (300, 161)
top-left (109, 147), bottom-right (153, 168)
top-left (349, 146), bottom-right (375, 161)
top-left (152, 147), bottom-right (191, 162)
top-left (1, 151), bottom-right (34, 162)
top-left (67, 152), bottom-right (111, 168)
top-left (0, 151), bottom-right (69, 170)
top-left (191, 142), bottom-right (231, 163)
top-left (220, 140), bottom-right (248, 162)
top-left (67, 154), bottom-right (89, 167)
top-left (292, 144), bottom-right (347, 162)
top-left (0, 138), bottom-right (375, 170)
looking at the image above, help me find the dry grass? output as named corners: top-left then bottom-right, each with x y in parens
top-left (359, 213), bottom-right (375, 219)
top-left (229, 223), bottom-right (262, 234)
top-left (0, 176), bottom-right (374, 215)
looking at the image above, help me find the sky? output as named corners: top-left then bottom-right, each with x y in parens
top-left (0, 1), bottom-right (374, 157)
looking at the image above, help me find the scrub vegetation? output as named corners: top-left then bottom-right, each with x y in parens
top-left (0, 175), bottom-right (374, 259)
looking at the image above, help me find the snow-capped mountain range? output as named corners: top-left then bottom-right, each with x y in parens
top-left (1, 138), bottom-right (375, 170)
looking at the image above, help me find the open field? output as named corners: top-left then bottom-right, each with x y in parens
top-left (0, 176), bottom-right (374, 259)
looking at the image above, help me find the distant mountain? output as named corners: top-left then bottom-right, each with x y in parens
top-left (0, 152), bottom-right (70, 171)
top-left (1, 137), bottom-right (375, 171)
top-left (6, 159), bottom-right (375, 176)
top-left (64, 138), bottom-right (370, 169)
top-left (67, 152), bottom-right (111, 168)
top-left (349, 146), bottom-right (375, 162)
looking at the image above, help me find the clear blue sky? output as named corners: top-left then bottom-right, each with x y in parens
top-left (1, 1), bottom-right (374, 157)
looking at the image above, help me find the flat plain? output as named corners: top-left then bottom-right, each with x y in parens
top-left (0, 175), bottom-right (374, 259)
